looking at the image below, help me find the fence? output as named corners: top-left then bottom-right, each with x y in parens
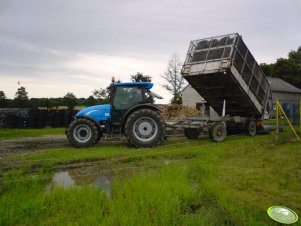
top-left (0, 109), bottom-right (79, 129)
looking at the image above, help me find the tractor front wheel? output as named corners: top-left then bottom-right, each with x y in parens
top-left (67, 118), bottom-right (99, 147)
top-left (125, 109), bottom-right (165, 148)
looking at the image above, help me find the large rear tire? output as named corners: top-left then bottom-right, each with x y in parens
top-left (125, 109), bottom-right (165, 148)
top-left (67, 118), bottom-right (99, 147)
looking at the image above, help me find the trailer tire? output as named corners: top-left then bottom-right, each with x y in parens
top-left (184, 128), bottom-right (200, 139)
top-left (209, 123), bottom-right (227, 142)
top-left (67, 118), bottom-right (99, 147)
top-left (125, 109), bottom-right (165, 148)
top-left (246, 121), bottom-right (256, 136)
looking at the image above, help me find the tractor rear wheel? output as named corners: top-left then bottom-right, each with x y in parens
top-left (67, 118), bottom-right (99, 147)
top-left (125, 109), bottom-right (165, 148)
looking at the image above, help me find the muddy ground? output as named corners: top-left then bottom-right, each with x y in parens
top-left (0, 126), bottom-right (184, 157)
top-left (0, 135), bottom-right (131, 157)
top-left (0, 135), bottom-right (69, 156)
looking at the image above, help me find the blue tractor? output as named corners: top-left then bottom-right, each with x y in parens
top-left (66, 81), bottom-right (165, 148)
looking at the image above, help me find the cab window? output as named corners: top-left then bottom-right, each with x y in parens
top-left (113, 86), bottom-right (144, 110)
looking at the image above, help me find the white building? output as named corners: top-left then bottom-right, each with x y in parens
top-left (182, 84), bottom-right (218, 118)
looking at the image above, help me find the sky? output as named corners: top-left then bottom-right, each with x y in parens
top-left (0, 0), bottom-right (301, 104)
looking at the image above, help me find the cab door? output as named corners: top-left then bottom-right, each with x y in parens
top-left (111, 86), bottom-right (144, 132)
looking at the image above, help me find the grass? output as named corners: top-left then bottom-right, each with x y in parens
top-left (1, 131), bottom-right (301, 225)
top-left (0, 128), bottom-right (64, 140)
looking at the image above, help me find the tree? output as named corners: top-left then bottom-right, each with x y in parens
top-left (260, 46), bottom-right (301, 88)
top-left (29, 98), bottom-right (40, 108)
top-left (161, 54), bottom-right (185, 104)
top-left (51, 98), bottom-right (60, 110)
top-left (14, 86), bottom-right (29, 107)
top-left (40, 98), bottom-right (56, 109)
top-left (92, 88), bottom-right (109, 104)
top-left (130, 72), bottom-right (152, 82)
top-left (63, 92), bottom-right (78, 110)
top-left (85, 95), bottom-right (96, 106)
top-left (0, 90), bottom-right (7, 108)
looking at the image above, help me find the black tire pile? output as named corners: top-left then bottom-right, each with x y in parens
top-left (0, 109), bottom-right (78, 129)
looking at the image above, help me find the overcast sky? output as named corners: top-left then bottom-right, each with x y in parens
top-left (0, 0), bottom-right (300, 103)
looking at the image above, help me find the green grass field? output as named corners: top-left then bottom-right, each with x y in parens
top-left (1, 130), bottom-right (300, 226)
top-left (0, 128), bottom-right (64, 140)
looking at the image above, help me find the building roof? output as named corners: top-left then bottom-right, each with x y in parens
top-left (267, 77), bottom-right (301, 94)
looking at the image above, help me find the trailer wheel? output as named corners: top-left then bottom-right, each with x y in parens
top-left (184, 128), bottom-right (200, 139)
top-left (246, 121), bottom-right (256, 136)
top-left (67, 118), bottom-right (99, 147)
top-left (125, 109), bottom-right (165, 148)
top-left (209, 123), bottom-right (227, 142)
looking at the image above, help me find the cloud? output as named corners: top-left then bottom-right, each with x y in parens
top-left (0, 0), bottom-right (300, 103)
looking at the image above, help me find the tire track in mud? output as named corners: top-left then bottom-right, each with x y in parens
top-left (0, 135), bottom-right (130, 157)
top-left (0, 135), bottom-right (69, 156)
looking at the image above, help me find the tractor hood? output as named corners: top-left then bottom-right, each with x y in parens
top-left (76, 104), bottom-right (111, 122)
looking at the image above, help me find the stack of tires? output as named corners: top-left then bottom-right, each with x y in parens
top-left (25, 109), bottom-right (39, 128)
top-left (0, 109), bottom-right (79, 129)
top-left (35, 110), bottom-right (48, 128)
top-left (52, 110), bottom-right (65, 128)
top-left (4, 113), bottom-right (18, 128)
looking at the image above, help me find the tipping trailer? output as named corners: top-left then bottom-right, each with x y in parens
top-left (172, 33), bottom-right (272, 141)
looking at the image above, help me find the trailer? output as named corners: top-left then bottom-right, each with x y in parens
top-left (171, 33), bottom-right (272, 141)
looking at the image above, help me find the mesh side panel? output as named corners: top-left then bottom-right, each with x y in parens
top-left (207, 48), bottom-right (224, 60)
top-left (257, 87), bottom-right (266, 103)
top-left (192, 51), bottom-right (207, 62)
top-left (227, 37), bottom-right (235, 45)
top-left (250, 76), bottom-right (259, 94)
top-left (261, 77), bottom-right (269, 91)
top-left (246, 52), bottom-right (255, 70)
top-left (237, 39), bottom-right (248, 58)
top-left (196, 40), bottom-right (210, 50)
top-left (223, 47), bottom-right (231, 58)
top-left (234, 51), bottom-right (244, 73)
top-left (253, 64), bottom-right (263, 82)
top-left (210, 39), bottom-right (219, 48)
top-left (242, 66), bottom-right (252, 83)
top-left (218, 36), bottom-right (228, 45)
top-left (191, 47), bottom-right (232, 63)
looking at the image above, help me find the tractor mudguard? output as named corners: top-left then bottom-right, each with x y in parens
top-left (120, 104), bottom-right (161, 131)
top-left (74, 115), bottom-right (103, 132)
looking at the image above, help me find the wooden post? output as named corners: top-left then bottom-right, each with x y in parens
top-left (276, 99), bottom-right (279, 142)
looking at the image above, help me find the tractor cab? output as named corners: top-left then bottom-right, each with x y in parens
top-left (109, 82), bottom-right (155, 132)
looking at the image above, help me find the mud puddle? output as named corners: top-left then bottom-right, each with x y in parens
top-left (45, 163), bottom-right (151, 197)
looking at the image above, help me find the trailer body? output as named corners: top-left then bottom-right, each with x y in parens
top-left (181, 33), bottom-right (271, 118)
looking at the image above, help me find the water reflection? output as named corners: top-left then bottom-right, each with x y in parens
top-left (46, 163), bottom-right (146, 197)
